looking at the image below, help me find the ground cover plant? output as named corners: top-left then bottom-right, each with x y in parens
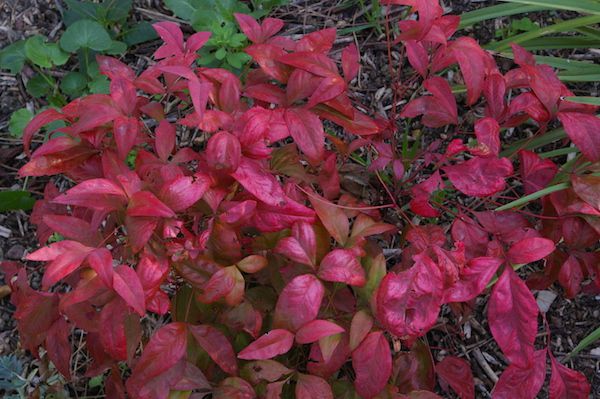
top-left (1, 0), bottom-right (599, 398)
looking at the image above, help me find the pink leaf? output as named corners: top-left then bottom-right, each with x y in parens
top-left (401, 77), bottom-right (458, 127)
top-left (237, 329), bottom-right (294, 360)
top-left (342, 44), bottom-right (360, 82)
top-left (127, 191), bottom-right (175, 219)
top-left (443, 257), bottom-right (503, 303)
top-left (488, 267), bottom-right (538, 368)
top-left (436, 356), bottom-right (474, 399)
top-left (295, 320), bottom-right (345, 344)
top-left (296, 373), bottom-right (333, 399)
top-left (450, 37), bottom-right (487, 105)
top-left (318, 249), bottom-right (366, 287)
top-left (472, 117), bottom-right (500, 157)
top-left (352, 331), bottom-right (392, 399)
top-left (273, 274), bottom-right (324, 332)
top-left (274, 221), bottom-right (317, 267)
top-left (519, 150), bottom-right (558, 195)
top-left (231, 158), bottom-right (288, 207)
top-left (349, 310), bottom-right (373, 351)
top-left (155, 120), bottom-right (176, 162)
top-left (190, 324), bottom-right (238, 375)
top-left (507, 237), bottom-right (555, 264)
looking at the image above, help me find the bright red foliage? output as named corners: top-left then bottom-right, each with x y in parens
top-left (4, 1), bottom-right (599, 397)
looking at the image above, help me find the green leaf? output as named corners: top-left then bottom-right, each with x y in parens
top-left (24, 35), bottom-right (69, 68)
top-left (26, 73), bottom-right (55, 98)
top-left (486, 14), bottom-right (600, 51)
top-left (499, 0), bottom-right (600, 15)
top-left (102, 0), bottom-right (132, 22)
top-left (8, 108), bottom-right (34, 138)
top-left (494, 182), bottom-right (570, 211)
top-left (460, 4), bottom-right (545, 28)
top-left (215, 47), bottom-right (227, 60)
top-left (0, 191), bottom-right (36, 212)
top-left (88, 75), bottom-right (110, 94)
top-left (512, 36), bottom-right (599, 50)
top-left (60, 19), bottom-right (113, 52)
top-left (566, 325), bottom-right (600, 360)
top-left (0, 40), bottom-right (27, 74)
top-left (226, 51), bottom-right (250, 69)
top-left (563, 96), bottom-right (600, 106)
top-left (63, 0), bottom-right (101, 25)
top-left (60, 71), bottom-right (88, 96)
top-left (122, 21), bottom-right (158, 46)
top-left (164, 0), bottom-right (198, 20)
top-left (105, 40), bottom-right (128, 55)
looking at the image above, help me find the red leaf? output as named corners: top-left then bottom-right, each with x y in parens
top-left (237, 329), bottom-right (294, 360)
top-left (488, 267), bottom-right (538, 368)
top-left (377, 254), bottom-right (443, 339)
top-left (52, 178), bottom-right (127, 211)
top-left (401, 77), bottom-right (458, 127)
top-left (234, 13), bottom-right (262, 43)
top-left (46, 318), bottom-right (72, 377)
top-left (318, 249), bottom-right (366, 287)
top-left (42, 214), bottom-right (101, 247)
top-left (126, 323), bottom-right (188, 398)
top-left (296, 28), bottom-right (336, 53)
top-left (155, 120), bottom-right (175, 162)
top-left (274, 221), bottom-right (317, 267)
top-left (284, 108), bottom-right (325, 165)
top-left (27, 240), bottom-right (94, 289)
top-left (245, 43), bottom-right (289, 83)
top-left (206, 131), bottom-right (242, 173)
top-left (436, 356), bottom-right (474, 399)
top-left (472, 117), bottom-right (500, 157)
top-left (450, 37), bottom-right (487, 105)
top-left (198, 266), bottom-right (244, 306)
top-left (507, 237), bottom-right (555, 264)
top-left (558, 255), bottom-right (584, 298)
top-left (23, 108), bottom-right (66, 155)
top-left (159, 175), bottom-right (208, 212)
top-left (113, 265), bottom-right (146, 316)
top-left (519, 150), bottom-right (558, 195)
top-left (491, 350), bottom-right (546, 399)
top-left (309, 193), bottom-right (349, 246)
top-left (190, 324), bottom-right (238, 375)
top-left (558, 112), bottom-right (600, 162)
top-left (86, 248), bottom-right (114, 287)
top-left (295, 320), bottom-right (345, 344)
top-left (571, 174), bottom-right (600, 210)
top-left (296, 373), bottom-right (333, 399)
top-left (231, 158), bottom-right (288, 207)
top-left (342, 44), bottom-right (360, 82)
top-left (127, 191), bottom-right (175, 218)
top-left (349, 310), bottom-right (373, 351)
top-left (352, 331), bottom-right (392, 399)
top-left (273, 274), bottom-right (324, 332)
top-left (152, 21), bottom-right (184, 59)
top-left (443, 257), bottom-right (503, 303)
top-left (444, 157), bottom-right (513, 197)
top-left (405, 40), bottom-right (429, 78)
top-left (549, 353), bottom-right (590, 399)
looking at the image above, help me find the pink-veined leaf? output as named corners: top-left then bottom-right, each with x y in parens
top-left (273, 274), bottom-right (324, 332)
top-left (113, 265), bottom-right (146, 316)
top-left (557, 112), bottom-right (600, 162)
top-left (318, 248), bottom-right (366, 287)
top-left (231, 158), bottom-right (288, 207)
top-left (507, 237), bottom-right (555, 264)
top-left (444, 157), bottom-right (513, 197)
top-left (237, 329), bottom-right (294, 360)
top-left (274, 221), bottom-right (317, 267)
top-left (284, 108), bottom-right (325, 166)
top-left (127, 191), bottom-right (175, 219)
top-left (296, 373), bottom-right (333, 399)
top-left (549, 353), bottom-right (590, 399)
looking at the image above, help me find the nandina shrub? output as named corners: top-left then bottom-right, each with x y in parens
top-left (3, 1), bottom-right (600, 398)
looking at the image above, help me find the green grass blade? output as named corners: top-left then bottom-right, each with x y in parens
top-left (496, 52), bottom-right (600, 72)
top-left (459, 4), bottom-right (545, 28)
top-left (563, 96), bottom-right (600, 105)
top-left (486, 14), bottom-right (600, 51)
top-left (514, 36), bottom-right (599, 50)
top-left (494, 182), bottom-right (570, 211)
top-left (499, 0), bottom-right (600, 15)
top-left (557, 72), bottom-right (600, 81)
top-left (500, 126), bottom-right (567, 158)
top-left (565, 325), bottom-right (600, 360)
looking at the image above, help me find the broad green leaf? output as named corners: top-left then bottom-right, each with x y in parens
top-left (0, 191), bottom-right (36, 212)
top-left (122, 21), bottom-right (158, 46)
top-left (60, 71), bottom-right (88, 96)
top-left (102, 0), bottom-right (132, 22)
top-left (63, 0), bottom-right (101, 25)
top-left (499, 0), bottom-right (600, 15)
top-left (164, 0), bottom-right (198, 20)
top-left (24, 35), bottom-right (69, 68)
top-left (8, 108), bottom-right (34, 138)
top-left (460, 4), bottom-right (545, 28)
top-left (226, 51), bottom-right (250, 69)
top-left (26, 73), bottom-right (55, 98)
top-left (105, 40), bottom-right (128, 55)
top-left (60, 19), bottom-right (113, 52)
top-left (88, 75), bottom-right (110, 94)
top-left (215, 47), bottom-right (227, 60)
top-left (0, 40), bottom-right (27, 74)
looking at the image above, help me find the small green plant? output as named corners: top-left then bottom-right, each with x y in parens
top-left (164, 0), bottom-right (288, 71)
top-left (495, 16), bottom-right (539, 39)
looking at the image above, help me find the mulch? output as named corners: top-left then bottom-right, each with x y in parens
top-left (1, 0), bottom-right (599, 397)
